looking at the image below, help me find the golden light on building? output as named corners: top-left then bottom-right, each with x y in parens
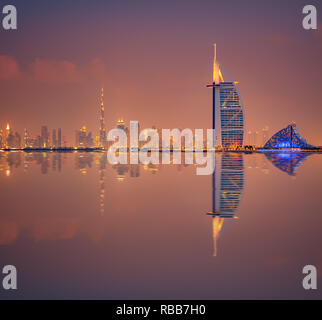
top-left (101, 88), bottom-right (104, 108)
top-left (117, 174), bottom-right (125, 182)
top-left (212, 216), bottom-right (224, 257)
top-left (212, 43), bottom-right (220, 84)
top-left (219, 68), bottom-right (224, 82)
top-left (6, 123), bottom-right (10, 131)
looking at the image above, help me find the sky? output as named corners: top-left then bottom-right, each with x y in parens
top-left (0, 0), bottom-right (321, 145)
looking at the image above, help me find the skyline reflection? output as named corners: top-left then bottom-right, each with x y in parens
top-left (0, 151), bottom-right (314, 249)
top-left (0, 151), bottom-right (321, 299)
top-left (264, 152), bottom-right (313, 176)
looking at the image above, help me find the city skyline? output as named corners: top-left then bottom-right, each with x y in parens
top-left (1, 1), bottom-right (322, 302)
top-left (0, 1), bottom-right (321, 146)
top-left (0, 46), bottom-right (318, 149)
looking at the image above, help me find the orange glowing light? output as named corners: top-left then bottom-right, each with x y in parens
top-left (212, 44), bottom-right (220, 84)
top-left (219, 68), bottom-right (224, 82)
top-left (212, 216), bottom-right (224, 257)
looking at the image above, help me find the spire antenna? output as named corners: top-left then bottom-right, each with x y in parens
top-left (99, 87), bottom-right (106, 147)
top-left (213, 43), bottom-right (220, 83)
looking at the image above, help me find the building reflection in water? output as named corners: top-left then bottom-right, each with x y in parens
top-left (76, 152), bottom-right (93, 175)
top-left (0, 151), bottom-right (179, 247)
top-left (0, 150), bottom-right (315, 250)
top-left (97, 153), bottom-right (106, 215)
top-left (207, 153), bottom-right (244, 256)
top-left (264, 152), bottom-right (312, 176)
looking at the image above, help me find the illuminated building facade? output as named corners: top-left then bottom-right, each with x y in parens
top-left (24, 129), bottom-right (30, 148)
top-left (208, 45), bottom-right (245, 148)
top-left (7, 131), bottom-right (21, 148)
top-left (0, 129), bottom-right (3, 148)
top-left (262, 126), bottom-right (269, 147)
top-left (99, 88), bottom-right (106, 147)
top-left (264, 124), bottom-right (317, 149)
top-left (58, 128), bottom-right (62, 148)
top-left (52, 129), bottom-right (57, 148)
top-left (41, 125), bottom-right (49, 148)
top-left (5, 123), bottom-right (10, 147)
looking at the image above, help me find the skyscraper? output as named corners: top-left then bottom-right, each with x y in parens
top-left (262, 126), bottom-right (269, 147)
top-left (207, 45), bottom-right (245, 148)
top-left (116, 119), bottom-right (125, 130)
top-left (5, 123), bottom-right (10, 148)
top-left (15, 132), bottom-right (21, 148)
top-left (247, 131), bottom-right (252, 145)
top-left (253, 131), bottom-right (258, 147)
top-left (58, 128), bottom-right (62, 148)
top-left (24, 129), bottom-right (29, 148)
top-left (0, 129), bottom-right (4, 148)
top-left (52, 129), bottom-right (57, 148)
top-left (41, 125), bottom-right (49, 148)
top-left (99, 87), bottom-right (106, 147)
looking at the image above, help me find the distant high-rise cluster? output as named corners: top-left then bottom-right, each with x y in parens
top-left (0, 123), bottom-right (63, 149)
top-left (75, 126), bottom-right (94, 148)
top-left (1, 87), bottom-right (108, 149)
top-left (0, 124), bottom-right (21, 148)
top-left (246, 126), bottom-right (269, 147)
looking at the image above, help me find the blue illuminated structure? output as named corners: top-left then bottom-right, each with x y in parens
top-left (264, 124), bottom-right (317, 149)
top-left (264, 152), bottom-right (312, 176)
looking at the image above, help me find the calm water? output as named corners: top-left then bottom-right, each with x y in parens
top-left (0, 151), bottom-right (321, 299)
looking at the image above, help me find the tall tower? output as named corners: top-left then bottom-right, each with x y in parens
top-left (207, 45), bottom-right (245, 148)
top-left (52, 129), bottom-right (57, 148)
top-left (0, 129), bottom-right (3, 148)
top-left (262, 126), bottom-right (269, 147)
top-left (24, 128), bottom-right (29, 148)
top-left (41, 125), bottom-right (49, 148)
top-left (5, 123), bottom-right (10, 148)
top-left (58, 128), bottom-right (62, 148)
top-left (99, 87), bottom-right (106, 147)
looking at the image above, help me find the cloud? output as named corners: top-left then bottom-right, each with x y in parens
top-left (0, 55), bottom-right (106, 83)
top-left (30, 58), bottom-right (82, 83)
top-left (0, 55), bottom-right (20, 79)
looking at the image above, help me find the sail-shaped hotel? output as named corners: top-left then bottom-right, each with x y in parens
top-left (207, 45), bottom-right (245, 148)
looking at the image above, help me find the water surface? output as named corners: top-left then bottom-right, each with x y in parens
top-left (0, 151), bottom-right (321, 299)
